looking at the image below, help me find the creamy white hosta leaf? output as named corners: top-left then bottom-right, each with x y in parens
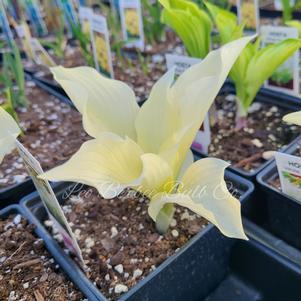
top-left (39, 133), bottom-right (144, 199)
top-left (148, 158), bottom-right (247, 240)
top-left (50, 66), bottom-right (139, 140)
top-left (283, 111), bottom-right (301, 126)
top-left (135, 68), bottom-right (179, 153)
top-left (0, 108), bottom-right (21, 164)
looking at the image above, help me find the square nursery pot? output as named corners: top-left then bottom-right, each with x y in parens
top-left (0, 76), bottom-right (77, 209)
top-left (256, 135), bottom-right (301, 250)
top-left (0, 203), bottom-right (99, 301)
top-left (21, 170), bottom-right (254, 301)
top-left (192, 81), bottom-right (301, 182)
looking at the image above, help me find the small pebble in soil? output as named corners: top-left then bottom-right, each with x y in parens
top-left (114, 264), bottom-right (124, 274)
top-left (262, 151), bottom-right (276, 160)
top-left (114, 284), bottom-right (128, 294)
top-left (171, 229), bottom-right (179, 237)
top-left (133, 269), bottom-right (143, 279)
top-left (111, 226), bottom-right (118, 238)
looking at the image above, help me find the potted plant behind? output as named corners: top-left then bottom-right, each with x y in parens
top-left (257, 110), bottom-right (301, 250)
top-left (163, 1), bottom-right (301, 180)
top-left (0, 41), bottom-right (88, 207)
top-left (12, 37), bottom-right (256, 300)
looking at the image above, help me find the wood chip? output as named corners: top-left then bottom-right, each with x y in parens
top-left (13, 258), bottom-right (41, 270)
top-left (34, 290), bottom-right (45, 301)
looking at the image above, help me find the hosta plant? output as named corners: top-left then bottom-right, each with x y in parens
top-left (206, 2), bottom-right (301, 130)
top-left (159, 0), bottom-right (212, 58)
top-left (38, 37), bottom-right (253, 239)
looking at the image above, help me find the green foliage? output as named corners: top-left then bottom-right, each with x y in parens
top-left (142, 0), bottom-right (166, 44)
top-left (206, 2), bottom-right (301, 117)
top-left (270, 67), bottom-right (293, 85)
top-left (281, 0), bottom-right (293, 22)
top-left (286, 20), bottom-right (301, 37)
top-left (159, 0), bottom-right (212, 58)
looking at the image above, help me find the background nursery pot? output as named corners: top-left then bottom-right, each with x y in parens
top-left (0, 203), bottom-right (98, 301)
top-left (0, 77), bottom-right (85, 208)
top-left (193, 81), bottom-right (301, 181)
top-left (256, 135), bottom-right (301, 250)
top-left (21, 170), bottom-right (254, 301)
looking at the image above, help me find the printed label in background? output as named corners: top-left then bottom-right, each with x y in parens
top-left (24, 0), bottom-right (48, 37)
top-left (79, 6), bottom-right (93, 35)
top-left (58, 0), bottom-right (78, 35)
top-left (261, 26), bottom-right (299, 95)
top-left (0, 0), bottom-right (14, 45)
top-left (119, 0), bottom-right (144, 50)
top-left (90, 14), bottom-right (114, 78)
top-left (16, 140), bottom-right (84, 266)
top-left (165, 54), bottom-right (211, 154)
top-left (275, 151), bottom-right (301, 203)
top-left (237, 0), bottom-right (260, 33)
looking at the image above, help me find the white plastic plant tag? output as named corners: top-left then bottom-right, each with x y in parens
top-left (15, 140), bottom-right (85, 266)
top-left (165, 54), bottom-right (202, 76)
top-left (119, 0), bottom-right (144, 50)
top-left (261, 26), bottom-right (300, 95)
top-left (30, 38), bottom-right (56, 67)
top-left (58, 0), bottom-right (78, 29)
top-left (237, 0), bottom-right (260, 33)
top-left (275, 151), bottom-right (301, 203)
top-left (90, 14), bottom-right (114, 78)
top-left (79, 6), bottom-right (93, 35)
top-left (165, 54), bottom-right (211, 154)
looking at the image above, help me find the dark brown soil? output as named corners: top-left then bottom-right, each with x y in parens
top-left (208, 93), bottom-right (301, 172)
top-left (0, 214), bottom-right (84, 300)
top-left (0, 81), bottom-right (87, 189)
top-left (48, 188), bottom-right (208, 300)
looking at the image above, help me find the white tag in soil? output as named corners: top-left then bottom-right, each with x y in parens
top-left (261, 25), bottom-right (300, 95)
top-left (237, 0), bottom-right (260, 34)
top-left (165, 54), bottom-right (211, 154)
top-left (15, 140), bottom-right (85, 266)
top-left (79, 6), bottom-right (93, 35)
top-left (119, 0), bottom-right (144, 50)
top-left (275, 151), bottom-right (301, 203)
top-left (90, 13), bottom-right (114, 78)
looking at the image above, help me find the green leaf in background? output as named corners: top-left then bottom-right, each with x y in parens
top-left (159, 0), bottom-right (212, 58)
top-left (286, 20), bottom-right (301, 37)
top-left (281, 0), bottom-right (293, 22)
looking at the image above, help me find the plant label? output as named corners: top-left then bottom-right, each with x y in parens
top-left (90, 14), bottom-right (114, 78)
top-left (16, 23), bottom-right (36, 61)
top-left (119, 0), bottom-right (144, 50)
top-left (275, 151), bottom-right (301, 203)
top-left (15, 140), bottom-right (85, 266)
top-left (237, 0), bottom-right (260, 33)
top-left (165, 54), bottom-right (211, 154)
top-left (261, 26), bottom-right (299, 95)
top-left (0, 1), bottom-right (14, 46)
top-left (24, 0), bottom-right (48, 36)
top-left (58, 0), bottom-right (78, 28)
top-left (79, 6), bottom-right (93, 35)
top-left (30, 38), bottom-right (56, 67)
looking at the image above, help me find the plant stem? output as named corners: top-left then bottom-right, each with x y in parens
top-left (155, 203), bottom-right (175, 234)
top-left (235, 101), bottom-right (248, 131)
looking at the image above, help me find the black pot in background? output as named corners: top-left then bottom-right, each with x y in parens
top-left (21, 170), bottom-right (254, 301)
top-left (0, 76), bottom-right (76, 209)
top-left (193, 82), bottom-right (301, 182)
top-left (256, 136), bottom-right (301, 250)
top-left (0, 204), bottom-right (99, 301)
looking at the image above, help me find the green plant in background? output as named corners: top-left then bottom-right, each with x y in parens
top-left (286, 20), bottom-right (301, 37)
top-left (159, 0), bottom-right (212, 58)
top-left (39, 11), bottom-right (66, 59)
top-left (0, 41), bottom-right (27, 123)
top-left (281, 0), bottom-right (293, 22)
top-left (206, 2), bottom-right (301, 130)
top-left (270, 67), bottom-right (293, 85)
top-left (142, 0), bottom-right (166, 44)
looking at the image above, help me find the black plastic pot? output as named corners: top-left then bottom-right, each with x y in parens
top-left (0, 203), bottom-right (99, 301)
top-left (0, 77), bottom-right (75, 208)
top-left (21, 170), bottom-right (254, 301)
top-left (192, 81), bottom-right (301, 181)
top-left (256, 136), bottom-right (301, 250)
